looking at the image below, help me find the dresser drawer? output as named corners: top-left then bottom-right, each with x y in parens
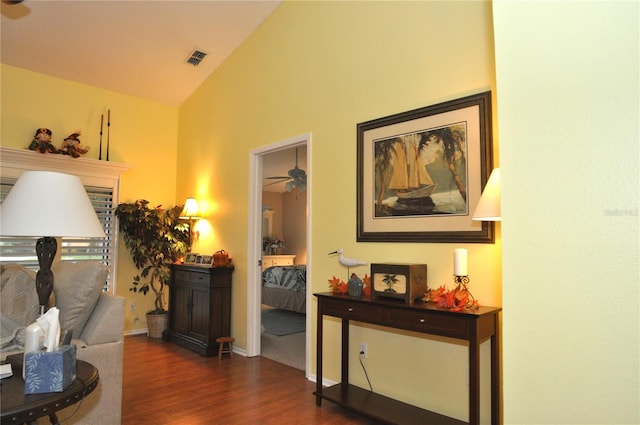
top-left (175, 270), bottom-right (208, 285)
top-left (322, 299), bottom-right (384, 323)
top-left (262, 255), bottom-right (296, 271)
top-left (387, 308), bottom-right (469, 338)
top-left (174, 270), bottom-right (191, 282)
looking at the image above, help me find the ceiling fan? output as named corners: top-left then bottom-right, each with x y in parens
top-left (265, 147), bottom-right (307, 192)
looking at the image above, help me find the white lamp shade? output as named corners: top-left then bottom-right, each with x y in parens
top-left (0, 171), bottom-right (105, 238)
top-left (180, 197), bottom-right (201, 219)
top-left (472, 168), bottom-right (501, 221)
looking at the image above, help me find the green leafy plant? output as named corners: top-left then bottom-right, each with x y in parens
top-left (115, 199), bottom-right (189, 314)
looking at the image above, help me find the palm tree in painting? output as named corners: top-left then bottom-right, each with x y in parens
top-left (420, 125), bottom-right (467, 201)
top-left (374, 138), bottom-right (398, 214)
top-left (382, 273), bottom-right (399, 293)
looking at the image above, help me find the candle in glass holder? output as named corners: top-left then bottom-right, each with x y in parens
top-left (454, 248), bottom-right (468, 276)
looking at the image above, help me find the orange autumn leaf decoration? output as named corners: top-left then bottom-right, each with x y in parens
top-left (362, 274), bottom-right (371, 297)
top-left (441, 290), bottom-right (457, 309)
top-left (424, 285), bottom-right (479, 312)
top-left (328, 276), bottom-right (348, 294)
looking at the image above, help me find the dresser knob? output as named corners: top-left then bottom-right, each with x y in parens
top-left (419, 319), bottom-right (425, 323)
top-left (348, 308), bottom-right (354, 312)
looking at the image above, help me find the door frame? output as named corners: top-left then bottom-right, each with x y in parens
top-left (246, 133), bottom-right (312, 377)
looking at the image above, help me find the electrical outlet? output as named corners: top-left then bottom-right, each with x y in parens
top-left (359, 342), bottom-right (368, 358)
top-left (130, 301), bottom-right (136, 311)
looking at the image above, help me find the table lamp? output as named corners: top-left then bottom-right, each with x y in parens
top-left (0, 171), bottom-right (105, 314)
top-left (179, 196), bottom-right (201, 252)
top-left (472, 168), bottom-right (501, 221)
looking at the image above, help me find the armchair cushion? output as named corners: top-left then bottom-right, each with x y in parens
top-left (52, 261), bottom-right (108, 337)
top-left (0, 264), bottom-right (39, 349)
top-left (0, 264), bottom-right (39, 328)
top-left (80, 293), bottom-right (125, 345)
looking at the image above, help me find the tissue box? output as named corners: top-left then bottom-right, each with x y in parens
top-left (24, 345), bottom-right (77, 394)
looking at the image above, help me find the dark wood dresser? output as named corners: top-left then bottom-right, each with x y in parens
top-left (163, 264), bottom-right (233, 356)
top-left (314, 292), bottom-right (501, 425)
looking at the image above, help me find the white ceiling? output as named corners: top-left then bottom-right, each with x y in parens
top-left (1, 0), bottom-right (281, 107)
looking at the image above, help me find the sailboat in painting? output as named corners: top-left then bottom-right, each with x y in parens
top-left (388, 136), bottom-right (437, 200)
top-left (374, 124), bottom-right (468, 217)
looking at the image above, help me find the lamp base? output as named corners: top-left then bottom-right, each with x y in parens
top-left (35, 236), bottom-right (57, 310)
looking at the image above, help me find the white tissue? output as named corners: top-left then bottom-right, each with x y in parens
top-left (36, 307), bottom-right (61, 352)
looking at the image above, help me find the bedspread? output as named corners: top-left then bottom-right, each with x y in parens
top-left (262, 265), bottom-right (306, 292)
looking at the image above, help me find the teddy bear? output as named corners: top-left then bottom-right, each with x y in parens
top-left (28, 128), bottom-right (59, 154)
top-left (60, 131), bottom-right (90, 158)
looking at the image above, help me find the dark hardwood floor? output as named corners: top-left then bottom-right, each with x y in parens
top-left (122, 335), bottom-right (381, 424)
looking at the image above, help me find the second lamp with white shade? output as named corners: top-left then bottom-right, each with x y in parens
top-left (179, 196), bottom-right (202, 252)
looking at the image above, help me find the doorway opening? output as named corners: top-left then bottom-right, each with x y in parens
top-left (247, 133), bottom-right (311, 377)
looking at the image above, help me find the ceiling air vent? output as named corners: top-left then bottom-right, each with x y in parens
top-left (185, 49), bottom-right (208, 66)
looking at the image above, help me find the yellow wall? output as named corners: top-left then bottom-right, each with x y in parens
top-left (178, 1), bottom-right (499, 420)
top-left (0, 64), bottom-right (180, 330)
top-left (282, 189), bottom-right (307, 264)
top-left (493, 1), bottom-right (639, 423)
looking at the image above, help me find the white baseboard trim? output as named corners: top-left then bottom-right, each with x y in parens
top-left (306, 373), bottom-right (336, 387)
top-left (232, 346), bottom-right (247, 357)
top-left (124, 328), bottom-right (148, 336)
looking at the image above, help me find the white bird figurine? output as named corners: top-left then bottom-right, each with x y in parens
top-left (329, 248), bottom-right (368, 276)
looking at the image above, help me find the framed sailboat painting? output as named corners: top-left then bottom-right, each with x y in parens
top-left (357, 91), bottom-right (494, 243)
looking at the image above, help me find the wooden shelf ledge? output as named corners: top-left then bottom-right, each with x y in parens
top-left (316, 384), bottom-right (466, 425)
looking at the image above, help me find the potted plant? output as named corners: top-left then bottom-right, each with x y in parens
top-left (115, 199), bottom-right (189, 337)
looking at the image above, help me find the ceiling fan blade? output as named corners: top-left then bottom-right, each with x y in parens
top-left (265, 176), bottom-right (289, 180)
top-left (264, 178), bottom-right (292, 187)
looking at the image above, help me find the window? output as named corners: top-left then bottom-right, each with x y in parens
top-left (0, 147), bottom-right (131, 293)
top-left (61, 185), bottom-right (115, 264)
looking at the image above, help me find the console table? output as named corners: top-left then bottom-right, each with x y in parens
top-left (314, 292), bottom-right (501, 425)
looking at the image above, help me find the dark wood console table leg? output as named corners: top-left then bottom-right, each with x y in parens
top-left (469, 330), bottom-right (480, 425)
top-left (491, 318), bottom-right (501, 425)
top-left (341, 318), bottom-right (349, 387)
top-left (316, 300), bottom-right (324, 406)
